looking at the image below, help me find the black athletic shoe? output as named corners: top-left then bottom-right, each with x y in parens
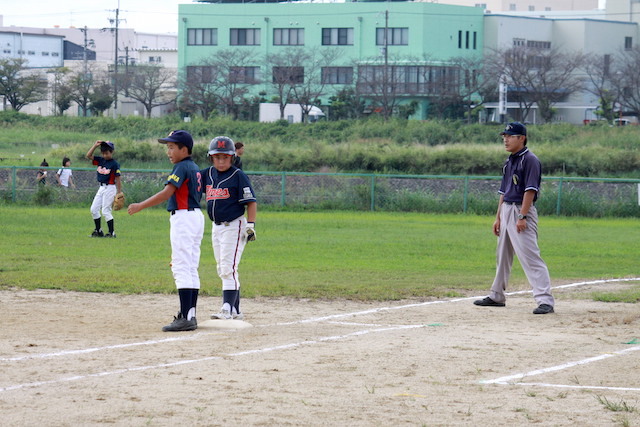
top-left (533, 304), bottom-right (554, 314)
top-left (104, 232), bottom-right (116, 238)
top-left (91, 229), bottom-right (104, 237)
top-left (473, 297), bottom-right (506, 307)
top-left (162, 312), bottom-right (197, 332)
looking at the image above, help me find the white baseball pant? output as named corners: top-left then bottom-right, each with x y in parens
top-left (489, 203), bottom-right (554, 306)
top-left (90, 184), bottom-right (117, 221)
top-left (170, 209), bottom-right (205, 290)
top-left (212, 216), bottom-right (248, 291)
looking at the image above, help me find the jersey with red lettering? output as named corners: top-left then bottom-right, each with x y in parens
top-left (201, 166), bottom-right (256, 223)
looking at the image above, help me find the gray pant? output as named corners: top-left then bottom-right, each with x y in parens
top-left (489, 203), bottom-right (554, 306)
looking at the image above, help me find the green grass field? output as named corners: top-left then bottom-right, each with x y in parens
top-left (0, 206), bottom-right (638, 301)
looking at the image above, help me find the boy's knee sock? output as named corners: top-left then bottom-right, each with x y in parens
top-left (223, 290), bottom-right (238, 312)
top-left (179, 288), bottom-right (198, 320)
top-left (93, 218), bottom-right (101, 231)
top-left (107, 219), bottom-right (114, 234)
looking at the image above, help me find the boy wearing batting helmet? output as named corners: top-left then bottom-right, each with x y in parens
top-left (86, 141), bottom-right (122, 238)
top-left (202, 136), bottom-right (257, 320)
top-left (474, 122), bottom-right (555, 315)
top-left (128, 130), bottom-right (205, 332)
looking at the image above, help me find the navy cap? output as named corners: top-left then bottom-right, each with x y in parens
top-left (100, 141), bottom-right (115, 151)
top-left (500, 122), bottom-right (527, 136)
top-left (158, 130), bottom-right (194, 151)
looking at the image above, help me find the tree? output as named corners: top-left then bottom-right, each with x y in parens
top-left (179, 65), bottom-right (221, 120)
top-left (485, 47), bottom-right (585, 123)
top-left (89, 72), bottom-right (114, 116)
top-left (67, 66), bottom-right (94, 116)
top-left (582, 53), bottom-right (619, 122)
top-left (0, 58), bottom-right (48, 111)
top-left (448, 55), bottom-right (493, 123)
top-left (287, 47), bottom-right (341, 123)
top-left (47, 67), bottom-right (72, 116)
top-left (328, 87), bottom-right (365, 120)
top-left (612, 46), bottom-right (640, 116)
top-left (267, 49), bottom-right (303, 120)
top-left (119, 65), bottom-right (176, 118)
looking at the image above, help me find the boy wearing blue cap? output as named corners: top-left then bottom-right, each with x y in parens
top-left (474, 122), bottom-right (555, 315)
top-left (128, 130), bottom-right (205, 332)
top-left (86, 140), bottom-right (122, 238)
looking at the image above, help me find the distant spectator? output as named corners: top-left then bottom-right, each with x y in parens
top-left (233, 141), bottom-right (244, 169)
top-left (36, 159), bottom-right (48, 185)
top-left (56, 157), bottom-right (75, 188)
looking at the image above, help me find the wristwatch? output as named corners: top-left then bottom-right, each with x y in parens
top-left (517, 213), bottom-right (527, 220)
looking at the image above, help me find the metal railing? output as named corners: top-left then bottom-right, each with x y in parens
top-left (1, 166), bottom-right (639, 217)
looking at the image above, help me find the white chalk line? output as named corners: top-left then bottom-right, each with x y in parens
top-left (1, 277), bottom-right (638, 393)
top-left (0, 324), bottom-right (423, 393)
top-left (2, 277), bottom-right (638, 363)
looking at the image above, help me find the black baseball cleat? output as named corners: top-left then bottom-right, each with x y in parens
top-left (104, 232), bottom-right (116, 238)
top-left (162, 312), bottom-right (197, 332)
top-left (533, 304), bottom-right (554, 314)
top-left (473, 297), bottom-right (506, 307)
top-left (90, 229), bottom-right (104, 237)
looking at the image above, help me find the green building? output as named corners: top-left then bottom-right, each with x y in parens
top-left (178, 1), bottom-right (484, 120)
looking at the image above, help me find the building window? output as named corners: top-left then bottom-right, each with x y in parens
top-left (603, 54), bottom-right (611, 77)
top-left (274, 28), bottom-right (304, 46)
top-left (473, 31), bottom-right (477, 49)
top-left (186, 65), bottom-right (217, 84)
top-left (513, 38), bottom-right (525, 47)
top-left (272, 66), bottom-right (304, 84)
top-left (528, 5), bottom-right (535, 11)
top-left (545, 7), bottom-right (551, 11)
top-left (376, 28), bottom-right (408, 46)
top-left (356, 65), bottom-right (460, 96)
top-left (322, 28), bottom-right (353, 46)
top-left (17, 50), bottom-right (25, 54)
top-left (52, 52), bottom-right (59, 57)
top-left (230, 66), bottom-right (261, 84)
top-left (509, 3), bottom-right (516, 11)
top-left (27, 51), bottom-right (35, 55)
top-left (187, 28), bottom-right (217, 46)
top-left (3, 49), bottom-right (11, 54)
top-left (527, 40), bottom-right (551, 49)
top-left (321, 67), bottom-right (353, 84)
top-left (149, 56), bottom-right (162, 63)
top-left (625, 36), bottom-right (633, 50)
top-left (475, 3), bottom-right (487, 8)
top-left (231, 28), bottom-right (261, 46)
top-left (42, 52), bottom-right (50, 56)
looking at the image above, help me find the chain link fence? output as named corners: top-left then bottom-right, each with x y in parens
top-left (1, 166), bottom-right (639, 217)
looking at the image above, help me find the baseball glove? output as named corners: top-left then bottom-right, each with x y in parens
top-left (112, 192), bottom-right (125, 211)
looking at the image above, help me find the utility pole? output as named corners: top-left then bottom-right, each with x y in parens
top-left (108, 1), bottom-right (124, 119)
top-left (79, 26), bottom-right (95, 117)
top-left (383, 9), bottom-right (389, 120)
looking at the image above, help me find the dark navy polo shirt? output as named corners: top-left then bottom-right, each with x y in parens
top-left (498, 147), bottom-right (542, 203)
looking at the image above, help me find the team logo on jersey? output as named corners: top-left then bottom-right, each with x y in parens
top-left (243, 187), bottom-right (253, 199)
top-left (168, 173), bottom-right (180, 183)
top-left (512, 174), bottom-right (519, 185)
top-left (206, 185), bottom-right (230, 200)
top-left (96, 166), bottom-right (112, 175)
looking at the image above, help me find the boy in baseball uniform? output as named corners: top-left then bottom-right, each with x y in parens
top-left (86, 141), bottom-right (121, 238)
top-left (128, 130), bottom-right (205, 332)
top-left (201, 136), bottom-right (257, 320)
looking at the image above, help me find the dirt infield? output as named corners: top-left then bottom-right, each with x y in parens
top-left (1, 280), bottom-right (639, 426)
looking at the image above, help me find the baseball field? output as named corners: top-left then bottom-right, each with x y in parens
top-left (1, 206), bottom-right (639, 426)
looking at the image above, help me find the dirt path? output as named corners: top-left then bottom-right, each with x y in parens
top-left (1, 281), bottom-right (639, 426)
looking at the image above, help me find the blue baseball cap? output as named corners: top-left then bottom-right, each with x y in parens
top-left (500, 122), bottom-right (527, 136)
top-left (158, 130), bottom-right (194, 151)
top-left (100, 141), bottom-right (115, 151)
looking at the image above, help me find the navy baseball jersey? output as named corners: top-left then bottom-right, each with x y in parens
top-left (201, 166), bottom-right (256, 223)
top-left (499, 147), bottom-right (542, 203)
top-left (166, 157), bottom-right (203, 211)
top-left (92, 156), bottom-right (121, 185)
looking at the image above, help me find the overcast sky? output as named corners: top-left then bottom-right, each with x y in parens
top-left (1, 0), bottom-right (608, 35)
top-left (1, 0), bottom-right (192, 34)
